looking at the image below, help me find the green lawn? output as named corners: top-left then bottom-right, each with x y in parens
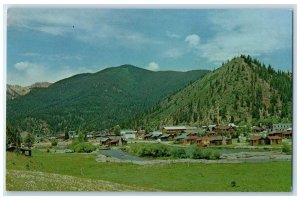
top-left (6, 151), bottom-right (292, 192)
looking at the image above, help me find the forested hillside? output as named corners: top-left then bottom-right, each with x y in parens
top-left (124, 55), bottom-right (292, 130)
top-left (7, 65), bottom-right (209, 135)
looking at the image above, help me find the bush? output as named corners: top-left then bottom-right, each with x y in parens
top-left (202, 149), bottom-right (212, 159)
top-left (130, 144), bottom-right (171, 158)
top-left (282, 143), bottom-right (292, 154)
top-left (213, 151), bottom-right (221, 159)
top-left (191, 148), bottom-right (222, 160)
top-left (51, 139), bottom-right (58, 147)
top-left (24, 133), bottom-right (35, 148)
top-left (209, 150), bottom-right (221, 160)
top-left (170, 148), bottom-right (188, 159)
top-left (68, 142), bottom-right (96, 153)
top-left (192, 148), bottom-right (204, 159)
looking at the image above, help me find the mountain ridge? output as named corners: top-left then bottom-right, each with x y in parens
top-left (7, 64), bottom-right (210, 134)
top-left (124, 55), bottom-right (292, 130)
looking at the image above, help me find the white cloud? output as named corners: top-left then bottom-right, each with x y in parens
top-left (21, 52), bottom-right (82, 61)
top-left (197, 10), bottom-right (292, 64)
top-left (145, 62), bottom-right (160, 71)
top-left (14, 61), bottom-right (35, 70)
top-left (9, 61), bottom-right (98, 86)
top-left (7, 8), bottom-right (161, 45)
top-left (185, 34), bottom-right (200, 48)
top-left (37, 26), bottom-right (66, 36)
top-left (164, 48), bottom-right (184, 58)
top-left (166, 31), bottom-right (181, 39)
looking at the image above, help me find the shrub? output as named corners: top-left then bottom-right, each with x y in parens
top-left (24, 133), bottom-right (35, 148)
top-left (213, 151), bottom-right (221, 159)
top-left (192, 148), bottom-right (204, 159)
top-left (191, 148), bottom-right (222, 160)
top-left (69, 142), bottom-right (96, 153)
top-left (170, 148), bottom-right (188, 159)
top-left (202, 149), bottom-right (212, 159)
top-left (209, 150), bottom-right (221, 160)
top-left (51, 139), bottom-right (58, 147)
top-left (132, 144), bottom-right (171, 158)
top-left (64, 132), bottom-right (69, 140)
top-left (282, 142), bottom-right (292, 154)
top-left (231, 180), bottom-right (236, 187)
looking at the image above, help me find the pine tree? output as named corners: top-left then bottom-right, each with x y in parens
top-left (24, 133), bottom-right (35, 148)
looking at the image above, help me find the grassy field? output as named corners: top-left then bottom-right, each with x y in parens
top-left (6, 170), bottom-right (158, 191)
top-left (6, 151), bottom-right (292, 192)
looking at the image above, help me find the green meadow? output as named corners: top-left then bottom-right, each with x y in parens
top-left (6, 150), bottom-right (292, 192)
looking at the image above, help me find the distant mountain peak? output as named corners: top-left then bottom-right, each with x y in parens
top-left (7, 82), bottom-right (52, 100)
top-left (126, 55), bottom-right (292, 129)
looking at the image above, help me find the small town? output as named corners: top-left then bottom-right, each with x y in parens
top-left (30, 123), bottom-right (291, 148)
top-left (9, 122), bottom-right (292, 161)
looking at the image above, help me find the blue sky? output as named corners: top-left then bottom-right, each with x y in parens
top-left (7, 8), bottom-right (293, 86)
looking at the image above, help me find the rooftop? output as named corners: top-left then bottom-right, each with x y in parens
top-left (151, 131), bottom-right (163, 137)
top-left (163, 126), bottom-right (186, 130)
top-left (267, 136), bottom-right (282, 140)
top-left (175, 133), bottom-right (188, 140)
top-left (249, 136), bottom-right (263, 141)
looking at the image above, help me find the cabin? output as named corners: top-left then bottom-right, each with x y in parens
top-left (185, 136), bottom-right (200, 144)
top-left (213, 125), bottom-right (234, 135)
top-left (226, 138), bottom-right (233, 145)
top-left (102, 132), bottom-right (117, 137)
top-left (184, 126), bottom-right (198, 134)
top-left (248, 136), bottom-right (264, 146)
top-left (206, 130), bottom-right (218, 136)
top-left (174, 133), bottom-right (189, 143)
top-left (160, 134), bottom-right (175, 141)
top-left (151, 131), bottom-right (163, 139)
top-left (282, 130), bottom-right (292, 139)
top-left (143, 133), bottom-right (152, 140)
top-left (108, 139), bottom-right (119, 146)
top-left (209, 136), bottom-right (223, 145)
top-left (162, 126), bottom-right (186, 134)
top-left (196, 136), bottom-right (210, 147)
top-left (137, 130), bottom-right (146, 137)
top-left (268, 130), bottom-right (283, 138)
top-left (100, 137), bottom-right (111, 145)
top-left (252, 126), bottom-right (264, 133)
top-left (266, 136), bottom-right (282, 145)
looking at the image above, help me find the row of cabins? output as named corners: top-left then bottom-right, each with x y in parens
top-left (248, 129), bottom-right (292, 146)
top-left (99, 130), bottom-right (137, 146)
top-left (252, 123), bottom-right (292, 132)
top-left (88, 124), bottom-right (293, 147)
top-left (176, 135), bottom-right (232, 147)
top-left (143, 131), bottom-right (232, 147)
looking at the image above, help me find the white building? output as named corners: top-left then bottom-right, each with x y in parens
top-left (272, 123), bottom-right (292, 131)
top-left (120, 130), bottom-right (136, 140)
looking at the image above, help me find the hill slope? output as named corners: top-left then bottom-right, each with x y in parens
top-left (7, 65), bottom-right (209, 133)
top-left (125, 55), bottom-right (292, 130)
top-left (7, 82), bottom-right (51, 100)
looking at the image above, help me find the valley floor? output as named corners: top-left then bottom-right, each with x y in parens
top-left (6, 151), bottom-right (292, 192)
